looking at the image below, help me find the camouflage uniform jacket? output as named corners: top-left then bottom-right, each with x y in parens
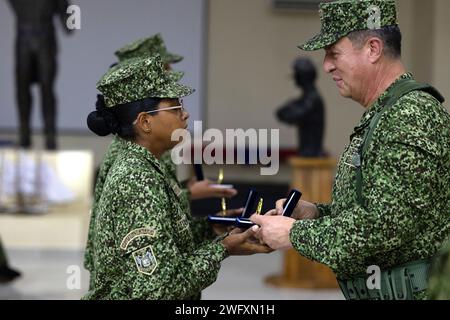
top-left (84, 135), bottom-right (124, 279)
top-left (160, 152), bottom-right (217, 247)
top-left (290, 74), bottom-right (450, 296)
top-left (428, 239), bottom-right (450, 300)
top-left (84, 137), bottom-right (215, 292)
top-left (83, 141), bottom-right (227, 300)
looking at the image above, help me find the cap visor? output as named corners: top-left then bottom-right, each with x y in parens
top-left (154, 82), bottom-right (194, 99)
top-left (163, 52), bottom-right (183, 64)
top-left (298, 32), bottom-right (341, 51)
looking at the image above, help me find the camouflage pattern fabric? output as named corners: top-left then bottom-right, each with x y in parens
top-left (114, 34), bottom-right (185, 82)
top-left (161, 152), bottom-right (216, 246)
top-left (115, 33), bottom-right (183, 64)
top-left (97, 55), bottom-right (194, 108)
top-left (85, 36), bottom-right (186, 283)
top-left (167, 70), bottom-right (185, 83)
top-left (290, 73), bottom-right (450, 300)
top-left (83, 141), bottom-right (227, 300)
top-left (84, 140), bottom-right (214, 290)
top-left (160, 151), bottom-right (177, 179)
top-left (84, 135), bottom-right (125, 289)
top-left (299, 0), bottom-right (397, 51)
top-left (428, 240), bottom-right (450, 300)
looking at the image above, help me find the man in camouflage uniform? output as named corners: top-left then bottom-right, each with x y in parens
top-left (84, 56), bottom-right (269, 299)
top-left (428, 240), bottom-right (450, 300)
top-left (84, 35), bottom-right (238, 289)
top-left (252, 0), bottom-right (449, 300)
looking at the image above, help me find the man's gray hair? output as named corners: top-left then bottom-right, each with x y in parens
top-left (347, 25), bottom-right (402, 59)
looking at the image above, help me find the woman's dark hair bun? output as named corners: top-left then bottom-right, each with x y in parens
top-left (87, 111), bottom-right (112, 136)
top-left (87, 94), bottom-right (121, 136)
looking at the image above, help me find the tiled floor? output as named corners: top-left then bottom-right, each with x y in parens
top-left (0, 248), bottom-right (343, 300)
top-left (0, 249), bottom-right (89, 300)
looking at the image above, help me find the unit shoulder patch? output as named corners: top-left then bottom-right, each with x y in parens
top-left (120, 227), bottom-right (156, 251)
top-left (132, 245), bottom-right (158, 276)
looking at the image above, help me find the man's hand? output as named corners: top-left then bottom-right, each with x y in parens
top-left (265, 199), bottom-right (319, 220)
top-left (249, 214), bottom-right (296, 250)
top-left (188, 178), bottom-right (238, 200)
top-left (211, 208), bottom-right (244, 235)
top-left (221, 227), bottom-right (273, 256)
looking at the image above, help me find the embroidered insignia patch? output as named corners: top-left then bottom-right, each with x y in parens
top-left (120, 228), bottom-right (156, 251)
top-left (177, 215), bottom-right (190, 232)
top-left (175, 209), bottom-right (190, 232)
top-left (133, 245), bottom-right (158, 276)
top-left (171, 183), bottom-right (182, 198)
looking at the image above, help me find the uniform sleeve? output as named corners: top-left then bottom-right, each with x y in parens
top-left (112, 175), bottom-right (228, 300)
top-left (315, 203), bottom-right (332, 218)
top-left (161, 153), bottom-right (215, 245)
top-left (84, 137), bottom-right (122, 273)
top-left (189, 216), bottom-right (216, 245)
top-left (290, 135), bottom-right (443, 273)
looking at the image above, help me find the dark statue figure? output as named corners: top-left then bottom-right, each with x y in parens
top-left (276, 57), bottom-right (326, 157)
top-left (7, 0), bottom-right (72, 150)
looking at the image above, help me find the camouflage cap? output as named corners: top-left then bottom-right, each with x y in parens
top-left (167, 70), bottom-right (185, 82)
top-left (97, 55), bottom-right (194, 108)
top-left (299, 0), bottom-right (398, 51)
top-left (115, 33), bottom-right (183, 64)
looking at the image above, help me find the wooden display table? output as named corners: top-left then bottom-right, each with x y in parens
top-left (265, 157), bottom-right (339, 289)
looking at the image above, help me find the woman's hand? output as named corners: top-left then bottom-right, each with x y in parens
top-left (211, 208), bottom-right (243, 235)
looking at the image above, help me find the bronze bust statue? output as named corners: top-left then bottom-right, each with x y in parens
top-left (276, 57), bottom-right (326, 157)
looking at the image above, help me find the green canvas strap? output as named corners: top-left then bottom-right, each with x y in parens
top-left (355, 79), bottom-right (445, 207)
top-left (338, 258), bottom-right (433, 300)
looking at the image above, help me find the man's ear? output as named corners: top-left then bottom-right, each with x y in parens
top-left (366, 37), bottom-right (383, 63)
top-left (135, 112), bottom-right (152, 133)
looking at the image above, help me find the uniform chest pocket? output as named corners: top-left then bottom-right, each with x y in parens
top-left (333, 136), bottom-right (364, 207)
top-left (336, 137), bottom-right (363, 184)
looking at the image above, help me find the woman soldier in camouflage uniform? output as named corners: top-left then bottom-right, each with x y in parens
top-left (84, 35), bottom-right (238, 290)
top-left (83, 55), bottom-right (270, 300)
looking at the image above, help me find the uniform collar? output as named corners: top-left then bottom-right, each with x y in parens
top-left (353, 72), bottom-right (414, 133)
top-left (124, 140), bottom-right (165, 175)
